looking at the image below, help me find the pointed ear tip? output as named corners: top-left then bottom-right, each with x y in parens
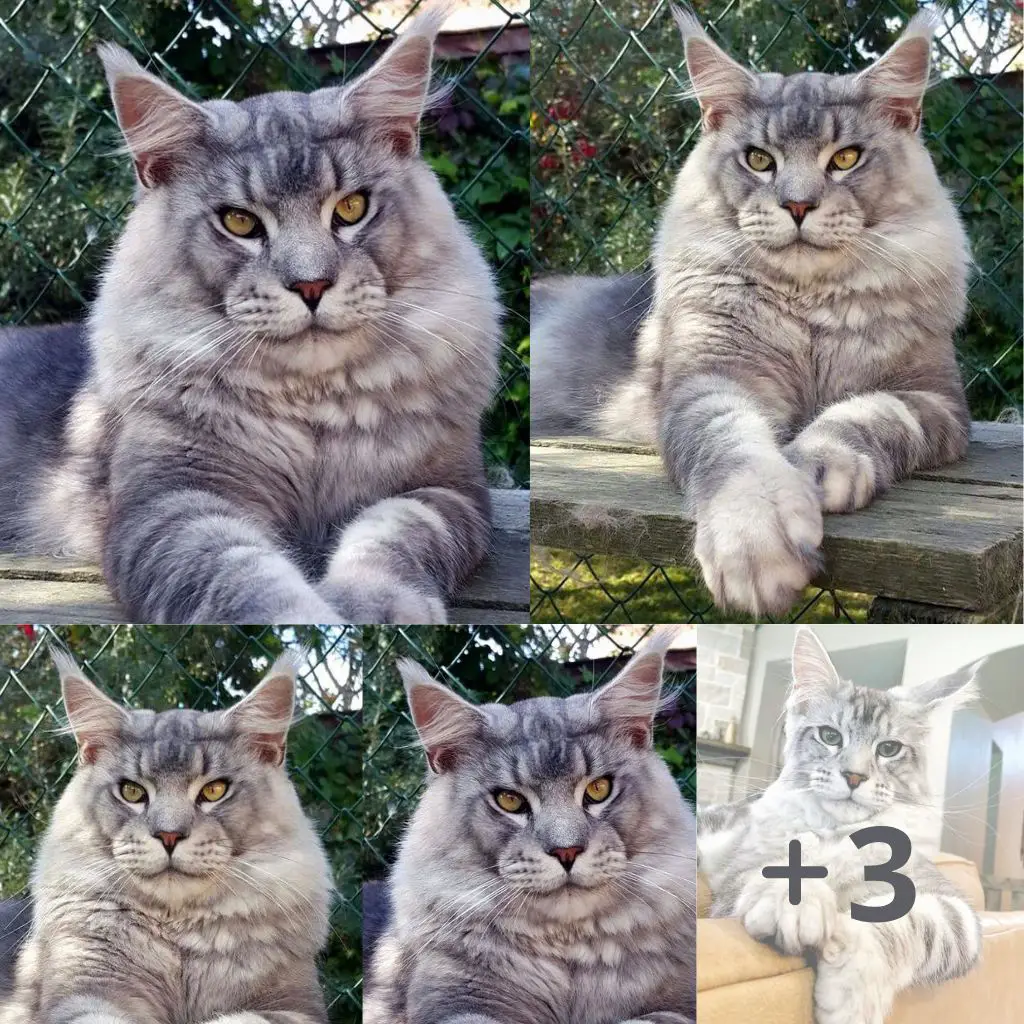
top-left (96, 41), bottom-right (143, 77)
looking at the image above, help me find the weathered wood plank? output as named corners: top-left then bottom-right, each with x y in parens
top-left (532, 422), bottom-right (1023, 489)
top-left (0, 489), bottom-right (529, 623)
top-left (531, 440), bottom-right (1023, 614)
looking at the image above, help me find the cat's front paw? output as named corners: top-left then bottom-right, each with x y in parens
top-left (785, 438), bottom-right (876, 513)
top-left (737, 875), bottom-right (837, 956)
top-left (814, 916), bottom-right (891, 1024)
top-left (319, 575), bottom-right (447, 624)
top-left (694, 457), bottom-right (823, 615)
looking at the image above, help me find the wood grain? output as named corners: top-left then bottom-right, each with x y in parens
top-left (532, 425), bottom-right (1023, 614)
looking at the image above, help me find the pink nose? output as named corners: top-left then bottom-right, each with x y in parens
top-left (156, 831), bottom-right (182, 853)
top-left (288, 278), bottom-right (331, 310)
top-left (782, 200), bottom-right (816, 226)
top-left (549, 846), bottom-right (585, 871)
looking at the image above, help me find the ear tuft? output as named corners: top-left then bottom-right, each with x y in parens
top-left (52, 648), bottom-right (127, 765)
top-left (891, 658), bottom-right (984, 714)
top-left (789, 628), bottom-right (843, 710)
top-left (227, 654), bottom-right (299, 767)
top-left (98, 41), bottom-right (207, 186)
top-left (398, 658), bottom-right (483, 774)
top-left (857, 12), bottom-right (938, 131)
top-left (334, 7), bottom-right (449, 156)
top-left (593, 627), bottom-right (677, 749)
top-left (672, 5), bottom-right (754, 131)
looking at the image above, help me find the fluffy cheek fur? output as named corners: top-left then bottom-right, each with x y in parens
top-left (109, 813), bottom-right (234, 881)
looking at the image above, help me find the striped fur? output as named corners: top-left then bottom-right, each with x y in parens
top-left (0, 9), bottom-right (499, 624)
top-left (698, 629), bottom-right (982, 1024)
top-left (0, 656), bottom-right (332, 1024)
top-left (531, 11), bottom-right (970, 616)
top-left (366, 638), bottom-right (696, 1024)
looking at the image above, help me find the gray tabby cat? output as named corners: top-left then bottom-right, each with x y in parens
top-left (0, 8), bottom-right (499, 624)
top-left (0, 652), bottom-right (332, 1024)
top-left (365, 628), bottom-right (696, 1024)
top-left (698, 627), bottom-right (982, 1024)
top-left (532, 9), bottom-right (970, 615)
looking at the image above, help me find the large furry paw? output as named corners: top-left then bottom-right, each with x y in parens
top-left (694, 457), bottom-right (823, 615)
top-left (737, 875), bottom-right (838, 956)
top-left (785, 438), bottom-right (876, 513)
top-left (813, 915), bottom-right (893, 1024)
top-left (319, 575), bottom-right (447, 624)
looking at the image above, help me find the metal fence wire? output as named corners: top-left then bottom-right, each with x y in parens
top-left (0, 0), bottom-right (529, 483)
top-left (530, 0), bottom-right (1023, 624)
top-left (361, 623), bottom-right (698, 887)
top-left (0, 625), bottom-right (362, 1022)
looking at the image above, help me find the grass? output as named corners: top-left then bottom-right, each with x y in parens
top-left (530, 549), bottom-right (872, 624)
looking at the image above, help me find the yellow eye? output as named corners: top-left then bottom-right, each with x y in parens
top-left (830, 147), bottom-right (861, 171)
top-left (494, 790), bottom-right (527, 814)
top-left (746, 148), bottom-right (774, 173)
top-left (334, 192), bottom-right (368, 225)
top-left (221, 208), bottom-right (260, 237)
top-left (119, 780), bottom-right (146, 803)
top-left (200, 780), bottom-right (229, 803)
top-left (584, 777), bottom-right (612, 804)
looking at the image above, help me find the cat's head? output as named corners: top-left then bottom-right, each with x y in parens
top-left (399, 628), bottom-right (691, 907)
top-left (782, 627), bottom-right (980, 821)
top-left (51, 650), bottom-right (320, 908)
top-left (672, 9), bottom-right (953, 280)
top-left (96, 9), bottom-right (449, 346)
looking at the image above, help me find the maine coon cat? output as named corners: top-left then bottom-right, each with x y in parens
top-left (532, 9), bottom-right (970, 615)
top-left (0, 9), bottom-right (499, 624)
top-left (698, 627), bottom-right (982, 1024)
top-left (0, 652), bottom-right (333, 1024)
top-left (365, 628), bottom-right (697, 1024)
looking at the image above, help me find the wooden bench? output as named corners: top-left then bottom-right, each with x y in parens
top-left (0, 489), bottom-right (530, 625)
top-left (532, 424), bottom-right (1023, 622)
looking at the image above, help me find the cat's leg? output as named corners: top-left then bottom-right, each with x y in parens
top-left (813, 892), bottom-right (980, 1024)
top-left (620, 1014), bottom-right (694, 1023)
top-left (105, 481), bottom-right (338, 624)
top-left (43, 995), bottom-right (148, 1024)
top-left (204, 1015), bottom-right (323, 1024)
top-left (784, 389), bottom-right (969, 513)
top-left (660, 374), bottom-right (823, 615)
top-left (318, 484), bottom-right (490, 624)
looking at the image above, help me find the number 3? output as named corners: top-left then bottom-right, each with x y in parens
top-left (849, 825), bottom-right (917, 923)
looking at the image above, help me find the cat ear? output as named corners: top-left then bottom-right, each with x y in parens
top-left (52, 649), bottom-right (128, 765)
top-left (857, 11), bottom-right (937, 132)
top-left (97, 42), bottom-right (208, 188)
top-left (226, 654), bottom-right (298, 767)
top-left (789, 628), bottom-right (842, 708)
top-left (398, 659), bottom-right (484, 774)
top-left (673, 6), bottom-right (755, 131)
top-left (593, 626), bottom-right (676, 749)
top-left (335, 7), bottom-right (448, 157)
top-left (892, 658), bottom-right (984, 713)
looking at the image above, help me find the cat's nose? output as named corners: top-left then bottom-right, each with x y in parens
top-left (288, 278), bottom-right (332, 312)
top-left (841, 771), bottom-right (867, 790)
top-left (781, 200), bottom-right (817, 226)
top-left (155, 830), bottom-right (185, 854)
top-left (548, 846), bottom-right (585, 872)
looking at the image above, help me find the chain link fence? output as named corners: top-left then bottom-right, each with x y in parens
top-left (0, 0), bottom-right (529, 483)
top-left (361, 624), bottom-right (697, 887)
top-left (0, 625), bottom-right (361, 1022)
top-left (530, 0), bottom-right (1023, 623)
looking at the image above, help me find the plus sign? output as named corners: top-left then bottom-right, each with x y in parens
top-left (762, 839), bottom-right (829, 905)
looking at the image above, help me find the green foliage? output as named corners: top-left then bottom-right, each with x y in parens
top-left (361, 625), bottom-right (696, 876)
top-left (532, 0), bottom-right (1022, 418)
top-left (0, 625), bottom-right (361, 1023)
top-left (0, 0), bottom-right (528, 481)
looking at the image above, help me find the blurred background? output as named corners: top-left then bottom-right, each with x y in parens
top-left (694, 623), bottom-right (1024, 911)
top-left (0, 0), bottom-right (529, 484)
top-left (0, 625), bottom-right (362, 1021)
top-left (361, 623), bottom-right (697, 883)
top-left (530, 0), bottom-right (1023, 622)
